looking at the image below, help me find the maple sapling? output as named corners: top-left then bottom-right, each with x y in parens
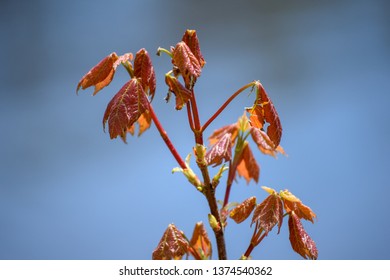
top-left (77, 29), bottom-right (317, 260)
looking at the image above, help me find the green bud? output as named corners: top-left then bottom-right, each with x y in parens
top-left (212, 164), bottom-right (228, 186)
top-left (194, 144), bottom-right (207, 166)
top-left (208, 214), bottom-right (221, 231)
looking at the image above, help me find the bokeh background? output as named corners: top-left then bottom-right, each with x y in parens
top-left (1, 0), bottom-right (389, 260)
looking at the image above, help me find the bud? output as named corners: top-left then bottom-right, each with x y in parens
top-left (208, 214), bottom-right (221, 231)
top-left (211, 164), bottom-right (228, 187)
top-left (194, 144), bottom-right (207, 166)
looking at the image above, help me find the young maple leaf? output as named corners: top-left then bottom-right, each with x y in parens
top-left (189, 222), bottom-right (212, 260)
top-left (102, 78), bottom-right (149, 142)
top-left (280, 190), bottom-right (316, 223)
top-left (165, 75), bottom-right (192, 110)
top-left (127, 110), bottom-right (152, 137)
top-left (208, 123), bottom-right (239, 145)
top-left (251, 192), bottom-right (284, 234)
top-left (250, 127), bottom-right (284, 157)
top-left (181, 29), bottom-right (206, 68)
top-left (152, 224), bottom-right (190, 260)
top-left (133, 48), bottom-right (156, 100)
top-left (288, 212), bottom-right (318, 260)
top-left (77, 52), bottom-right (132, 95)
top-left (229, 196), bottom-right (257, 224)
top-left (205, 133), bottom-right (232, 167)
top-left (247, 82), bottom-right (282, 147)
top-left (236, 142), bottom-right (260, 184)
top-left (172, 41), bottom-right (201, 89)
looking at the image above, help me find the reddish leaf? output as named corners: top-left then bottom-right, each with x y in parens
top-left (133, 48), bottom-right (156, 100)
top-left (181, 29), bottom-right (205, 68)
top-left (251, 193), bottom-right (284, 234)
top-left (77, 52), bottom-right (120, 95)
top-left (236, 142), bottom-right (260, 184)
top-left (250, 127), bottom-right (276, 155)
top-left (205, 133), bottom-right (232, 167)
top-left (247, 82), bottom-right (282, 147)
top-left (165, 75), bottom-right (192, 110)
top-left (229, 196), bottom-right (257, 224)
top-left (288, 212), bottom-right (318, 260)
top-left (102, 78), bottom-right (149, 142)
top-left (152, 224), bottom-right (190, 260)
top-left (127, 110), bottom-right (152, 137)
top-left (280, 190), bottom-right (316, 223)
top-left (189, 222), bottom-right (212, 260)
top-left (172, 41), bottom-right (201, 89)
top-left (208, 123), bottom-right (239, 145)
top-left (250, 127), bottom-right (286, 157)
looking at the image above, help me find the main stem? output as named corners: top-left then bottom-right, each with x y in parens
top-left (189, 92), bottom-right (227, 260)
top-left (204, 182), bottom-right (227, 260)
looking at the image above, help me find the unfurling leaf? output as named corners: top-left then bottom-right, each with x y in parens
top-left (280, 190), bottom-right (316, 223)
top-left (172, 41), bottom-right (201, 89)
top-left (152, 224), bottom-right (190, 260)
top-left (133, 49), bottom-right (156, 100)
top-left (77, 52), bottom-right (120, 95)
top-left (205, 133), bottom-right (232, 167)
top-left (103, 78), bottom-right (149, 142)
top-left (247, 82), bottom-right (282, 147)
top-left (261, 186), bottom-right (277, 195)
top-left (238, 113), bottom-right (251, 133)
top-left (211, 164), bottom-right (229, 186)
top-left (251, 193), bottom-right (284, 234)
top-left (165, 75), bottom-right (192, 110)
top-left (113, 53), bottom-right (133, 69)
top-left (172, 154), bottom-right (203, 190)
top-left (288, 212), bottom-right (318, 260)
top-left (181, 29), bottom-right (205, 68)
top-left (229, 196), bottom-right (257, 224)
top-left (236, 142), bottom-right (260, 184)
top-left (189, 222), bottom-right (212, 260)
top-left (208, 124), bottom-right (239, 145)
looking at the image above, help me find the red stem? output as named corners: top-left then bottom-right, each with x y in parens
top-left (201, 82), bottom-right (255, 133)
top-left (223, 162), bottom-right (234, 207)
top-left (148, 102), bottom-right (187, 170)
top-left (189, 92), bottom-right (203, 145)
top-left (243, 227), bottom-right (266, 259)
top-left (222, 138), bottom-right (246, 208)
top-left (186, 101), bottom-right (195, 132)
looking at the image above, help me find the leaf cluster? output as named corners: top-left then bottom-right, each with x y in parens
top-left (76, 29), bottom-right (317, 260)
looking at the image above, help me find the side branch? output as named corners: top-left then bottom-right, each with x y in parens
top-left (201, 82), bottom-right (256, 133)
top-left (148, 103), bottom-right (187, 170)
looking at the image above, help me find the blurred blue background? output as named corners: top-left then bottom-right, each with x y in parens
top-left (1, 0), bottom-right (389, 260)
